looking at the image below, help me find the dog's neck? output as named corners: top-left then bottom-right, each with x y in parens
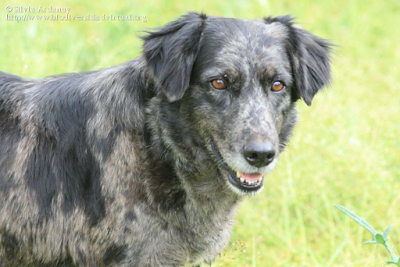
top-left (100, 58), bottom-right (242, 208)
top-left (143, 91), bottom-right (242, 208)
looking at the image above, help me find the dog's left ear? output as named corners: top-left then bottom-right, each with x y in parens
top-left (267, 16), bottom-right (332, 106)
top-left (293, 27), bottom-right (332, 106)
top-left (142, 12), bottom-right (207, 102)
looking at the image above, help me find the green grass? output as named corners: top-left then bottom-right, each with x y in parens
top-left (1, 0), bottom-right (400, 266)
top-left (335, 204), bottom-right (400, 266)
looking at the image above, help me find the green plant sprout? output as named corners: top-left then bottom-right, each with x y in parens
top-left (335, 204), bottom-right (400, 266)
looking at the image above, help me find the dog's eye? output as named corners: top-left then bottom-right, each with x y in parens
top-left (271, 81), bottom-right (285, 92)
top-left (210, 79), bottom-right (227, 90)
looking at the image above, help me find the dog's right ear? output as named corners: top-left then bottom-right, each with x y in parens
top-left (142, 12), bottom-right (207, 102)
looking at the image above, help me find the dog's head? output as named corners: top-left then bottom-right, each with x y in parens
top-left (143, 13), bottom-right (332, 195)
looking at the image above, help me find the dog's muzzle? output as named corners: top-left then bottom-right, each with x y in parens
top-left (211, 140), bottom-right (266, 194)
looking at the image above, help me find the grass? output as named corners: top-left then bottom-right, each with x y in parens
top-left (1, 0), bottom-right (400, 266)
top-left (335, 204), bottom-right (400, 266)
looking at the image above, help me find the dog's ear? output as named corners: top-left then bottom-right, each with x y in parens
top-left (266, 16), bottom-right (332, 106)
top-left (292, 27), bottom-right (332, 106)
top-left (142, 12), bottom-right (207, 102)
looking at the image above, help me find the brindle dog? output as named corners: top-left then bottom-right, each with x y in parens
top-left (0, 12), bottom-right (331, 266)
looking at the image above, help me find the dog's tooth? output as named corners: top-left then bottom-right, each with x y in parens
top-left (240, 177), bottom-right (245, 183)
top-left (236, 171), bottom-right (241, 178)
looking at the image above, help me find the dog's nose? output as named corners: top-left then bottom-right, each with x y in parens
top-left (243, 141), bottom-right (276, 168)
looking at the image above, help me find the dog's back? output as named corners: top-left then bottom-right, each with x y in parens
top-left (0, 71), bottom-right (99, 265)
top-left (0, 63), bottom-right (151, 266)
top-left (0, 72), bottom-right (33, 129)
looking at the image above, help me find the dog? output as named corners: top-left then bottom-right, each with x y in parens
top-left (0, 12), bottom-right (331, 266)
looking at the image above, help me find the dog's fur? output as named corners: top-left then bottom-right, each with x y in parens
top-left (0, 13), bottom-right (331, 266)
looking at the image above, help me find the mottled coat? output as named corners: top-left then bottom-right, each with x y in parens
top-left (0, 13), bottom-right (331, 266)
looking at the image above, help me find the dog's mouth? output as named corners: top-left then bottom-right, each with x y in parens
top-left (211, 140), bottom-right (264, 194)
top-left (227, 170), bottom-right (264, 192)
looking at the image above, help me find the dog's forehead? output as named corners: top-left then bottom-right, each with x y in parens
top-left (241, 18), bottom-right (289, 40)
top-left (199, 18), bottom-right (291, 77)
top-left (204, 18), bottom-right (288, 52)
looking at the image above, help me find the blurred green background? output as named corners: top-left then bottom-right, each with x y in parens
top-left (1, 0), bottom-right (399, 266)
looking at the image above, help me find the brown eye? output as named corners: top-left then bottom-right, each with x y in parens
top-left (271, 81), bottom-right (285, 92)
top-left (211, 79), bottom-right (227, 90)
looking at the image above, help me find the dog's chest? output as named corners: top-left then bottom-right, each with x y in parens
top-left (123, 198), bottom-right (240, 265)
top-left (179, 200), bottom-right (240, 265)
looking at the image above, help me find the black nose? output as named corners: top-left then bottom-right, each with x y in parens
top-left (243, 141), bottom-right (276, 168)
